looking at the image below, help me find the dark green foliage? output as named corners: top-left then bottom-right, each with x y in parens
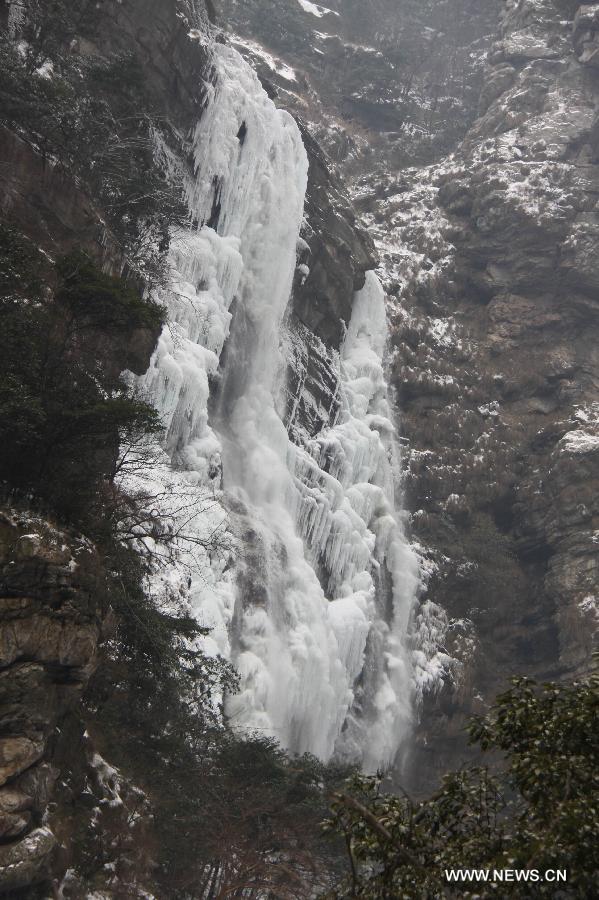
top-left (0, 225), bottom-right (162, 523)
top-left (56, 251), bottom-right (165, 330)
top-left (469, 672), bottom-right (599, 884)
top-left (326, 664), bottom-right (599, 898)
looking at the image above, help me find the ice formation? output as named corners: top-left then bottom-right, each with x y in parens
top-left (135, 42), bottom-right (420, 770)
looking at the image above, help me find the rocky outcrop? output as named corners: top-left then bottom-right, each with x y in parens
top-left (293, 123), bottom-right (376, 347)
top-left (0, 126), bottom-right (119, 266)
top-left (0, 8), bottom-right (198, 889)
top-left (0, 827), bottom-right (58, 894)
top-left (0, 510), bottom-right (105, 893)
top-left (284, 124), bottom-right (376, 441)
top-left (72, 0), bottom-right (211, 127)
top-left (0, 0), bottom-right (211, 273)
top-left (219, 0), bottom-right (497, 163)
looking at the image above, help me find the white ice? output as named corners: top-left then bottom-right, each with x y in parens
top-left (132, 41), bottom-right (419, 770)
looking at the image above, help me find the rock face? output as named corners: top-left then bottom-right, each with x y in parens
top-left (358, 0), bottom-right (599, 789)
top-left (0, 125), bottom-right (118, 265)
top-left (285, 123), bottom-right (376, 441)
top-left (293, 123), bottom-right (376, 346)
top-left (0, 511), bottom-right (104, 893)
top-left (67, 0), bottom-right (211, 127)
top-left (218, 0), bottom-right (497, 163)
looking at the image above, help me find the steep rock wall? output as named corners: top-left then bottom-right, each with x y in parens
top-left (0, 3), bottom-right (211, 892)
top-left (358, 0), bottom-right (599, 789)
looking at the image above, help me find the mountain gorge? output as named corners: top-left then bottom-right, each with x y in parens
top-left (0, 0), bottom-right (597, 896)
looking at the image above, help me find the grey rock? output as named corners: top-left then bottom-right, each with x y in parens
top-left (0, 737), bottom-right (44, 787)
top-left (0, 827), bottom-right (57, 892)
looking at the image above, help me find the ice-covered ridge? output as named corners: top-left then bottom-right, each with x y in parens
top-left (314, 30), bottom-right (381, 55)
top-left (136, 41), bottom-right (418, 770)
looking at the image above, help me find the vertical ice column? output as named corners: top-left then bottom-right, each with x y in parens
top-left (338, 272), bottom-right (420, 771)
top-left (193, 49), bottom-right (357, 761)
top-left (289, 271), bottom-right (420, 770)
top-left (138, 42), bottom-right (421, 769)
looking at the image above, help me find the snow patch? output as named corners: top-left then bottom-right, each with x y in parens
top-left (296, 0), bottom-right (339, 18)
top-left (232, 37), bottom-right (297, 82)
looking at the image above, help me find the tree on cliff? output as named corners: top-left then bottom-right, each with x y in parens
top-left (326, 662), bottom-right (599, 898)
top-left (0, 229), bottom-right (164, 523)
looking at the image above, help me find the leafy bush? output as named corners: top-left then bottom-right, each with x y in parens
top-left (56, 251), bottom-right (165, 330)
top-left (326, 662), bottom-right (599, 898)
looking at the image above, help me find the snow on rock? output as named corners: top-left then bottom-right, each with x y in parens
top-left (410, 599), bottom-right (453, 695)
top-left (232, 37), bottom-right (297, 82)
top-left (90, 753), bottom-right (124, 810)
top-left (559, 403), bottom-right (599, 455)
top-left (579, 595), bottom-right (599, 624)
top-left (560, 430), bottom-right (599, 455)
top-left (296, 0), bottom-right (339, 19)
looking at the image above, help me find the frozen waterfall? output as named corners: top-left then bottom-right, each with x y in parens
top-left (134, 41), bottom-right (420, 771)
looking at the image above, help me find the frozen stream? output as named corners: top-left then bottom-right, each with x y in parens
top-left (134, 42), bottom-right (420, 770)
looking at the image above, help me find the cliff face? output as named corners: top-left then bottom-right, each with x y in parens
top-left (0, 3), bottom-right (207, 893)
top-left (362, 0), bottom-right (599, 788)
top-left (0, 500), bottom-right (159, 897)
top-left (0, 511), bottom-right (105, 892)
top-left (218, 0), bottom-right (497, 163)
top-left (285, 123), bottom-right (376, 442)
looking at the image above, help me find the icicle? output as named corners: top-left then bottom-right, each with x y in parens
top-left (133, 43), bottom-right (420, 770)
